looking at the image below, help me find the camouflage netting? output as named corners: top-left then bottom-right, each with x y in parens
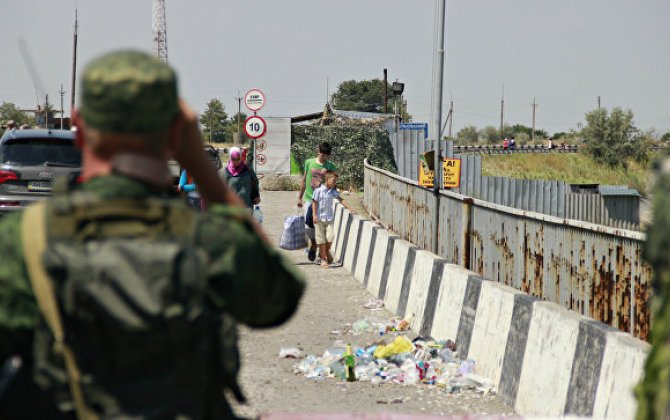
top-left (291, 125), bottom-right (397, 190)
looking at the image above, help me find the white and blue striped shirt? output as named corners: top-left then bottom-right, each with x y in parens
top-left (312, 184), bottom-right (340, 222)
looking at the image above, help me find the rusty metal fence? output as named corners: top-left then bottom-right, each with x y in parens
top-left (364, 159), bottom-right (651, 340)
top-left (391, 130), bottom-right (641, 229)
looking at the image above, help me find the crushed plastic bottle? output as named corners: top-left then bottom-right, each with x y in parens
top-left (352, 319), bottom-right (371, 333)
top-left (458, 359), bottom-right (476, 375)
top-left (401, 359), bottom-right (420, 385)
top-left (438, 348), bottom-right (456, 363)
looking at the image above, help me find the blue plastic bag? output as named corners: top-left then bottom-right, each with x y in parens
top-left (279, 212), bottom-right (307, 250)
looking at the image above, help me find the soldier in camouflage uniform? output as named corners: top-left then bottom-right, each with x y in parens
top-left (0, 50), bottom-right (304, 419)
top-left (636, 157), bottom-right (670, 419)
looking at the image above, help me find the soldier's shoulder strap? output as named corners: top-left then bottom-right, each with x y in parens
top-left (47, 192), bottom-right (197, 241)
top-left (21, 202), bottom-right (98, 420)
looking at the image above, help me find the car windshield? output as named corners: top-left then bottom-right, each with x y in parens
top-left (0, 138), bottom-right (81, 166)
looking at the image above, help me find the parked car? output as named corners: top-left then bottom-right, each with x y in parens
top-left (0, 129), bottom-right (81, 214)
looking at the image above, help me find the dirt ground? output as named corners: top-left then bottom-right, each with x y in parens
top-left (230, 191), bottom-right (515, 418)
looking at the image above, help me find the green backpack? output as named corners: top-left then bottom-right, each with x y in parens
top-left (22, 192), bottom-right (244, 418)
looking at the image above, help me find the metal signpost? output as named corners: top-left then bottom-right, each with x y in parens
top-left (243, 88), bottom-right (267, 172)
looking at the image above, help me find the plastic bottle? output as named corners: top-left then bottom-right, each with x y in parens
top-left (253, 205), bottom-right (263, 224)
top-left (343, 344), bottom-right (357, 382)
top-left (438, 348), bottom-right (455, 363)
top-left (458, 359), bottom-right (475, 375)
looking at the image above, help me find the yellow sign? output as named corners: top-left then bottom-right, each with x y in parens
top-left (419, 152), bottom-right (461, 188)
top-left (418, 154), bottom-right (434, 187)
top-left (418, 156), bottom-right (462, 189)
top-left (442, 158), bottom-right (462, 188)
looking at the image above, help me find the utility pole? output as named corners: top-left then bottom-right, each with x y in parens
top-left (597, 96), bottom-right (601, 110)
top-left (500, 85), bottom-right (505, 141)
top-left (431, 0), bottom-right (447, 255)
top-left (383, 68), bottom-right (388, 114)
top-left (448, 100), bottom-right (453, 138)
top-left (236, 91), bottom-right (242, 140)
top-left (44, 94), bottom-right (50, 129)
top-left (59, 84), bottom-right (66, 129)
top-left (531, 97), bottom-right (536, 142)
top-left (70, 9), bottom-right (78, 116)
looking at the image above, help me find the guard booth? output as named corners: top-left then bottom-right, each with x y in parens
top-left (252, 117), bottom-right (291, 175)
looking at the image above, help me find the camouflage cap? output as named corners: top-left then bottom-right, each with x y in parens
top-left (78, 50), bottom-right (179, 133)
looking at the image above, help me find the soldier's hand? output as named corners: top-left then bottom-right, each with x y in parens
top-left (172, 100), bottom-right (203, 169)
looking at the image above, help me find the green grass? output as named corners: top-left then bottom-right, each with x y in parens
top-left (481, 152), bottom-right (656, 196)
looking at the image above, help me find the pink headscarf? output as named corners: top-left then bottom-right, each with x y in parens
top-left (227, 146), bottom-right (246, 176)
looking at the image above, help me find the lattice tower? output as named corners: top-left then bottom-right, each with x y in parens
top-left (152, 0), bottom-right (168, 61)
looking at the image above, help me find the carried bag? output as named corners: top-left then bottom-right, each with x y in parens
top-left (279, 209), bottom-right (307, 250)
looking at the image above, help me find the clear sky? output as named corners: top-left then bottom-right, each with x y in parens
top-left (1, 0), bottom-right (668, 137)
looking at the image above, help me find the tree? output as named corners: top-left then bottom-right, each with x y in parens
top-left (581, 107), bottom-right (650, 168)
top-left (510, 124), bottom-right (548, 141)
top-left (200, 99), bottom-right (228, 142)
top-left (225, 111), bottom-right (248, 142)
top-left (456, 125), bottom-right (478, 143)
top-left (0, 102), bottom-right (33, 131)
top-left (479, 125), bottom-right (501, 144)
top-left (661, 131), bottom-right (670, 144)
top-left (331, 79), bottom-right (411, 120)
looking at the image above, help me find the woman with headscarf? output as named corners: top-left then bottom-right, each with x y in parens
top-left (219, 146), bottom-right (260, 209)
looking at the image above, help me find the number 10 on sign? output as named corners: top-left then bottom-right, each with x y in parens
top-left (244, 116), bottom-right (267, 139)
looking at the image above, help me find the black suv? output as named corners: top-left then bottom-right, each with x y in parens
top-left (0, 129), bottom-right (81, 213)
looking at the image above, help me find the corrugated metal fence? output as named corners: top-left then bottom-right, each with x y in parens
top-left (364, 159), bottom-right (651, 340)
top-left (390, 130), bottom-right (639, 230)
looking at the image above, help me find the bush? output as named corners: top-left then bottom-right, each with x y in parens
top-left (581, 107), bottom-right (651, 168)
top-left (291, 125), bottom-right (397, 190)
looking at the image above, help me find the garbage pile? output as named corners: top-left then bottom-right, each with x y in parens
top-left (293, 317), bottom-right (495, 395)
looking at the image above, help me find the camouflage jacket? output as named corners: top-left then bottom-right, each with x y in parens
top-left (0, 174), bottom-right (305, 418)
top-left (636, 165), bottom-right (670, 419)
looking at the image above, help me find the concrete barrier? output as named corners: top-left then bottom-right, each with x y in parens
top-left (332, 204), bottom-right (650, 418)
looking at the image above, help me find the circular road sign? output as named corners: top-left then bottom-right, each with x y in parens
top-left (256, 138), bottom-right (267, 152)
top-left (244, 88), bottom-right (266, 112)
top-left (244, 115), bottom-right (267, 139)
top-left (256, 153), bottom-right (267, 165)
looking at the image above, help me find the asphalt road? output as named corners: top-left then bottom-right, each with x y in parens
top-left (230, 191), bottom-right (515, 418)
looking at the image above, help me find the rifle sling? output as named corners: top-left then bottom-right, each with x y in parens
top-left (21, 202), bottom-right (98, 420)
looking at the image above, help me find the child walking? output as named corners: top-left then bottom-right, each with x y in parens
top-left (312, 171), bottom-right (350, 268)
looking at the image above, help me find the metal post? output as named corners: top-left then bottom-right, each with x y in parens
top-left (45, 94), bottom-right (49, 129)
top-left (237, 91), bottom-right (241, 140)
top-left (531, 97), bottom-right (536, 142)
top-left (383, 68), bottom-right (388, 114)
top-left (431, 0), bottom-right (447, 254)
top-left (500, 86), bottom-right (505, 141)
top-left (70, 10), bottom-right (78, 116)
top-left (448, 101), bottom-right (453, 138)
top-left (59, 84), bottom-right (65, 129)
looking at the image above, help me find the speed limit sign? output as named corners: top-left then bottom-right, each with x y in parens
top-left (244, 115), bottom-right (267, 139)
